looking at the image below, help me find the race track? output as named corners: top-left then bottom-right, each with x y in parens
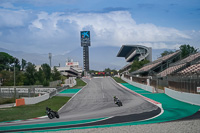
top-left (0, 77), bottom-right (160, 132)
top-left (59, 77), bottom-right (159, 121)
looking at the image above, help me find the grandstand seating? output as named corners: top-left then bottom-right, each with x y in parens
top-left (133, 51), bottom-right (180, 75)
top-left (137, 61), bottom-right (162, 72)
top-left (157, 63), bottom-right (186, 77)
top-left (173, 52), bottom-right (200, 66)
top-left (156, 50), bottom-right (180, 61)
top-left (158, 52), bottom-right (200, 76)
top-left (179, 63), bottom-right (200, 74)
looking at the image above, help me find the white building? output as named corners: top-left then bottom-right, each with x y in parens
top-left (66, 59), bottom-right (82, 75)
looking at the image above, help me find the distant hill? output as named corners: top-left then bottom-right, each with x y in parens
top-left (0, 47), bottom-right (126, 70)
top-left (0, 47), bottom-right (170, 70)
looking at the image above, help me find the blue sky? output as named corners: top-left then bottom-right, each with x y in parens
top-left (0, 0), bottom-right (200, 55)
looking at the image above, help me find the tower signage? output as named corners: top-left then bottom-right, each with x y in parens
top-left (81, 31), bottom-right (90, 46)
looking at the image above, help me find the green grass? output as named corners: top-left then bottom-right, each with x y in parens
top-left (0, 98), bottom-right (15, 105)
top-left (112, 77), bottom-right (127, 83)
top-left (0, 96), bottom-right (70, 122)
top-left (70, 78), bottom-right (86, 89)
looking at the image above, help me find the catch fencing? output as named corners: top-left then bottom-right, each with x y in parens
top-left (0, 87), bottom-right (60, 98)
top-left (123, 74), bottom-right (200, 94)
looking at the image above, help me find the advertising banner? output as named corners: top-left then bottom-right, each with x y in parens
top-left (81, 31), bottom-right (90, 46)
top-left (197, 87), bottom-right (200, 93)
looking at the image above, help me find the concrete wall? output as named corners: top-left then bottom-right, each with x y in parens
top-left (121, 76), bottom-right (155, 93)
top-left (63, 77), bottom-right (77, 87)
top-left (0, 88), bottom-right (56, 93)
top-left (165, 87), bottom-right (200, 106)
top-left (24, 93), bottom-right (49, 105)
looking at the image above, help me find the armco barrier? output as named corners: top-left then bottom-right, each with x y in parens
top-left (24, 93), bottom-right (49, 105)
top-left (165, 87), bottom-right (200, 106)
top-left (121, 76), bottom-right (155, 93)
top-left (16, 99), bottom-right (25, 106)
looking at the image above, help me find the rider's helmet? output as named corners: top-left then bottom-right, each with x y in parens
top-left (114, 96), bottom-right (116, 98)
top-left (46, 107), bottom-right (49, 110)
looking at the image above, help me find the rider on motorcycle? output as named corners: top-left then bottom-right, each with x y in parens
top-left (114, 96), bottom-right (123, 106)
top-left (113, 96), bottom-right (119, 104)
top-left (46, 107), bottom-right (60, 119)
top-left (46, 107), bottom-right (51, 113)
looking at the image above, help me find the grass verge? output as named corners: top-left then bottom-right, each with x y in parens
top-left (112, 77), bottom-right (127, 83)
top-left (0, 96), bottom-right (70, 122)
top-left (0, 98), bottom-right (15, 105)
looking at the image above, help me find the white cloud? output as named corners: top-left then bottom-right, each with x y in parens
top-left (0, 8), bottom-right (35, 28)
top-left (0, 9), bottom-right (198, 54)
top-left (0, 2), bottom-right (17, 9)
top-left (29, 11), bottom-right (191, 45)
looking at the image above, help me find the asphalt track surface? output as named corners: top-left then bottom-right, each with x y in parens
top-left (0, 77), bottom-right (160, 132)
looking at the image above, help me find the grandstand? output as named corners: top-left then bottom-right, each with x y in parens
top-left (117, 43), bottom-right (200, 93)
top-left (157, 52), bottom-right (200, 77)
top-left (118, 62), bottom-right (133, 75)
top-left (131, 50), bottom-right (180, 76)
top-left (178, 62), bottom-right (200, 75)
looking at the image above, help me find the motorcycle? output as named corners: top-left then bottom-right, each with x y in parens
top-left (114, 99), bottom-right (123, 107)
top-left (46, 107), bottom-right (59, 119)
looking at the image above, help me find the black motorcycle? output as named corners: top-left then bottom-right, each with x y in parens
top-left (46, 107), bottom-right (59, 119)
top-left (114, 98), bottom-right (123, 107)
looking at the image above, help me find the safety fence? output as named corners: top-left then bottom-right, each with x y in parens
top-left (167, 74), bottom-right (200, 94)
top-left (0, 87), bottom-right (64, 98)
top-left (123, 74), bottom-right (200, 94)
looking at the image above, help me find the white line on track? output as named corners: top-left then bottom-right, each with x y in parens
top-left (101, 82), bottom-right (105, 98)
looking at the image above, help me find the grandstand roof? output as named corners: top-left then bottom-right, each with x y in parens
top-left (117, 45), bottom-right (152, 62)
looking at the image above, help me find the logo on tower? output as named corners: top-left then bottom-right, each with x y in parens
top-left (81, 31), bottom-right (90, 46)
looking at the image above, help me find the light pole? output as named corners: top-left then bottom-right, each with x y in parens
top-left (0, 78), bottom-right (2, 97)
top-left (13, 61), bottom-right (16, 98)
top-left (49, 53), bottom-right (52, 68)
top-left (14, 63), bottom-right (15, 87)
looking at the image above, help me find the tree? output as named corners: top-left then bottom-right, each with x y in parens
top-left (180, 44), bottom-right (198, 59)
top-left (35, 68), bottom-right (45, 85)
top-left (41, 64), bottom-right (51, 81)
top-left (160, 50), bottom-right (174, 57)
top-left (21, 59), bottom-right (27, 71)
top-left (0, 70), bottom-right (13, 86)
top-left (16, 71), bottom-right (26, 86)
top-left (0, 52), bottom-right (15, 71)
top-left (104, 68), bottom-right (118, 75)
top-left (24, 62), bottom-right (36, 85)
top-left (129, 59), bottom-right (150, 72)
top-left (52, 67), bottom-right (61, 81)
top-left (14, 58), bottom-right (21, 71)
top-left (104, 68), bottom-right (111, 72)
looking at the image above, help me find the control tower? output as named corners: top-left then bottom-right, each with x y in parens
top-left (80, 31), bottom-right (91, 75)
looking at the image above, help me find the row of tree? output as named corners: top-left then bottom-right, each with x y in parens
top-left (0, 52), bottom-right (61, 86)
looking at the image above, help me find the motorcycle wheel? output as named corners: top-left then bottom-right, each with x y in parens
top-left (55, 112), bottom-right (60, 118)
top-left (48, 113), bottom-right (54, 119)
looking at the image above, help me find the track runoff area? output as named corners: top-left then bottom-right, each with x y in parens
top-left (0, 77), bottom-right (199, 132)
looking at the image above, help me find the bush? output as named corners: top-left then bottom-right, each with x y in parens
top-left (0, 98), bottom-right (15, 105)
top-left (43, 79), bottom-right (49, 86)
